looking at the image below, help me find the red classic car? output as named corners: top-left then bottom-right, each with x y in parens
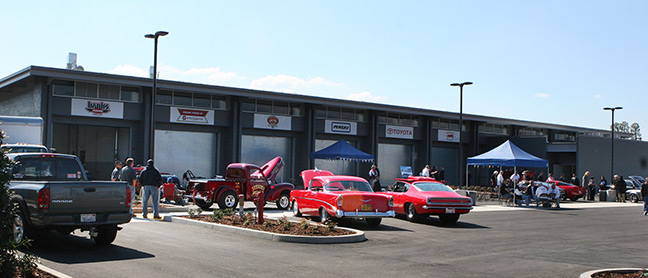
top-left (546, 180), bottom-right (584, 201)
top-left (290, 169), bottom-right (395, 226)
top-left (381, 176), bottom-right (472, 224)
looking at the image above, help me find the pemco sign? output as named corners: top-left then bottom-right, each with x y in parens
top-left (170, 107), bottom-right (214, 125)
top-left (386, 125), bottom-right (414, 139)
top-left (71, 99), bottom-right (124, 119)
top-left (325, 120), bottom-right (357, 135)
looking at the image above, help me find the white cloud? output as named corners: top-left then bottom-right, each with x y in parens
top-left (593, 94), bottom-right (601, 99)
top-left (108, 64), bottom-right (238, 84)
top-left (534, 93), bottom-right (550, 98)
top-left (249, 74), bottom-right (341, 94)
top-left (108, 64), bottom-right (149, 77)
top-left (345, 91), bottom-right (387, 102)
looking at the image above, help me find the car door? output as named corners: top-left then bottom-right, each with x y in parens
top-left (390, 181), bottom-right (408, 214)
top-left (303, 179), bottom-right (323, 215)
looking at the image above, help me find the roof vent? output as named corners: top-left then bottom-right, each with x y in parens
top-left (66, 52), bottom-right (84, 71)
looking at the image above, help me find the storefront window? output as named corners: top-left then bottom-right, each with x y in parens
top-left (212, 95), bottom-right (227, 110)
top-left (75, 82), bottom-right (98, 98)
top-left (52, 80), bottom-right (74, 96)
top-left (120, 86), bottom-right (140, 102)
top-left (98, 84), bottom-right (120, 100)
top-left (173, 91), bottom-right (192, 106)
top-left (257, 100), bottom-right (272, 113)
top-left (157, 90), bottom-right (172, 104)
top-left (193, 93), bottom-right (211, 108)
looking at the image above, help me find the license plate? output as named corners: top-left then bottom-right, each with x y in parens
top-left (81, 213), bottom-right (96, 223)
top-left (445, 208), bottom-right (455, 214)
top-left (360, 204), bottom-right (372, 211)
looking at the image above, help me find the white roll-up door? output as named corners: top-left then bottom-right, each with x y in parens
top-left (154, 130), bottom-right (217, 178)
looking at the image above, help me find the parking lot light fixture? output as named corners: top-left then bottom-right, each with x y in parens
top-left (603, 106), bottom-right (622, 184)
top-left (450, 82), bottom-right (473, 189)
top-left (145, 30), bottom-right (169, 160)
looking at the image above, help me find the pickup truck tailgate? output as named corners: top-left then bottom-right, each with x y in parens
top-left (48, 181), bottom-right (129, 214)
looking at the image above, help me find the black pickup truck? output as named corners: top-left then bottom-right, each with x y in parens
top-left (9, 153), bottom-right (132, 245)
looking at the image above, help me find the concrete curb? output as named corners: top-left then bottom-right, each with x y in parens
top-left (164, 215), bottom-right (366, 244)
top-left (580, 268), bottom-right (644, 278)
top-left (133, 205), bottom-right (188, 213)
top-left (37, 263), bottom-right (73, 278)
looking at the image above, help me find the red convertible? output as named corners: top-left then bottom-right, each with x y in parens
top-left (381, 176), bottom-right (472, 224)
top-left (290, 169), bottom-right (395, 226)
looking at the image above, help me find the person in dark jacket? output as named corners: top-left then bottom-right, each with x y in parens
top-left (614, 175), bottom-right (626, 203)
top-left (570, 173), bottom-right (580, 186)
top-left (120, 158), bottom-right (137, 216)
top-left (140, 159), bottom-right (163, 219)
top-left (641, 178), bottom-right (648, 216)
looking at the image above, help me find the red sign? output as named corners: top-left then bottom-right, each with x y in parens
top-left (175, 108), bottom-right (210, 124)
top-left (267, 116), bottom-right (279, 127)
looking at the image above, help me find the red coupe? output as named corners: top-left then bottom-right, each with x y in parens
top-left (290, 169), bottom-right (395, 226)
top-left (546, 180), bottom-right (584, 201)
top-left (381, 176), bottom-right (472, 224)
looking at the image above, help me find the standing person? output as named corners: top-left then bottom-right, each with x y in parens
top-left (546, 173), bottom-right (555, 182)
top-left (641, 177), bottom-right (648, 216)
top-left (421, 165), bottom-right (431, 177)
top-left (497, 171), bottom-right (504, 189)
top-left (582, 171), bottom-right (591, 198)
top-left (439, 167), bottom-right (446, 182)
top-left (535, 171), bottom-right (545, 182)
top-left (111, 161), bottom-right (122, 181)
top-left (510, 171), bottom-right (520, 185)
top-left (587, 177), bottom-right (596, 201)
top-left (570, 173), bottom-right (580, 187)
top-left (614, 175), bottom-right (626, 203)
top-left (559, 173), bottom-right (567, 182)
top-left (431, 166), bottom-right (439, 180)
top-left (139, 159), bottom-right (163, 219)
top-left (490, 171), bottom-right (498, 187)
top-left (120, 158), bottom-right (137, 216)
top-left (369, 165), bottom-right (381, 192)
top-left (599, 176), bottom-right (608, 202)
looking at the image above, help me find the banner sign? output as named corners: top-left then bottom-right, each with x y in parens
top-left (386, 125), bottom-right (414, 139)
top-left (438, 130), bottom-right (460, 143)
top-left (325, 120), bottom-right (357, 135)
top-left (254, 114), bottom-right (291, 130)
top-left (170, 107), bottom-right (214, 125)
top-left (71, 99), bottom-right (124, 119)
top-left (400, 166), bottom-right (413, 178)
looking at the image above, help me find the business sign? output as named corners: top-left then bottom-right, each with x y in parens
top-left (400, 166), bottom-right (413, 178)
top-left (254, 114), bottom-right (291, 130)
top-left (71, 99), bottom-right (124, 119)
top-left (438, 130), bottom-right (460, 143)
top-left (170, 107), bottom-right (214, 125)
top-left (386, 125), bottom-right (414, 139)
top-left (325, 120), bottom-right (357, 135)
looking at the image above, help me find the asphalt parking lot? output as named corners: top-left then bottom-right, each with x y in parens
top-left (27, 201), bottom-right (648, 278)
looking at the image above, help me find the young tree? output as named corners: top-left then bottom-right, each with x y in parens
top-left (630, 123), bottom-right (642, 141)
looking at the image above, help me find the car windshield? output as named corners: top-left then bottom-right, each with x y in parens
top-left (324, 180), bottom-right (373, 192)
top-left (413, 182), bottom-right (454, 192)
top-left (11, 157), bottom-right (83, 181)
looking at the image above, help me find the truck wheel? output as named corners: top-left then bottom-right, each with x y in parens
top-left (406, 203), bottom-right (425, 222)
top-left (439, 214), bottom-right (460, 225)
top-left (13, 206), bottom-right (31, 243)
top-left (218, 190), bottom-right (238, 210)
top-left (195, 198), bottom-right (214, 210)
top-left (292, 201), bottom-right (302, 217)
top-left (365, 218), bottom-right (382, 227)
top-left (94, 225), bottom-right (118, 245)
top-left (276, 192), bottom-right (290, 210)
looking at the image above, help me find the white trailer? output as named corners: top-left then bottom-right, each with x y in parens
top-left (0, 116), bottom-right (44, 145)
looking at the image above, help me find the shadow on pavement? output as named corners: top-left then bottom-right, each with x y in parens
top-left (23, 232), bottom-right (154, 264)
top-left (416, 217), bottom-right (490, 229)
top-left (335, 219), bottom-right (414, 232)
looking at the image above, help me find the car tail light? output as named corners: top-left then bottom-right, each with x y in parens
top-left (38, 187), bottom-right (50, 209)
top-left (388, 196), bottom-right (394, 207)
top-left (337, 195), bottom-right (343, 207)
top-left (126, 186), bottom-right (132, 207)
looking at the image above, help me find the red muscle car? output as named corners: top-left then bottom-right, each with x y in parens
top-left (381, 176), bottom-right (472, 224)
top-left (546, 180), bottom-right (583, 201)
top-left (290, 169), bottom-right (395, 227)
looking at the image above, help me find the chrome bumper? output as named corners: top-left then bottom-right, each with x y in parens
top-left (335, 209), bottom-right (395, 218)
top-left (422, 205), bottom-right (473, 210)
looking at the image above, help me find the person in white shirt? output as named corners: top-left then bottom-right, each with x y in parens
top-left (421, 165), bottom-right (431, 177)
top-left (536, 183), bottom-right (561, 208)
top-left (510, 171), bottom-right (520, 185)
top-left (497, 171), bottom-right (504, 187)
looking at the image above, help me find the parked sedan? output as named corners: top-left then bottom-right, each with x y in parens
top-left (546, 180), bottom-right (583, 201)
top-left (291, 169), bottom-right (395, 226)
top-left (625, 179), bottom-right (644, 203)
top-left (381, 176), bottom-right (472, 224)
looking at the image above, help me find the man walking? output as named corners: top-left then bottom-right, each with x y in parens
top-left (140, 159), bottom-right (163, 219)
top-left (614, 175), bottom-right (626, 203)
top-left (120, 158), bottom-right (137, 216)
top-left (111, 161), bottom-right (122, 181)
top-left (641, 177), bottom-right (648, 216)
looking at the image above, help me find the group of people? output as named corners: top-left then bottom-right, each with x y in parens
top-left (420, 165), bottom-right (445, 181)
top-left (111, 158), bottom-right (163, 219)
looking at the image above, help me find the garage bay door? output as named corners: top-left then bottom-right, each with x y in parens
top-left (155, 130), bottom-right (217, 178)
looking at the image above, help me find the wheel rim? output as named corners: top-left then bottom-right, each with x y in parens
top-left (293, 202), bottom-right (299, 215)
top-left (321, 209), bottom-right (328, 222)
top-left (224, 194), bottom-right (236, 207)
top-left (279, 195), bottom-right (289, 208)
top-left (407, 204), bottom-right (415, 219)
top-left (14, 214), bottom-right (24, 243)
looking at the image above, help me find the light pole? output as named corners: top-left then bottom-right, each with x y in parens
top-left (451, 81), bottom-right (472, 189)
top-left (145, 31), bottom-right (169, 160)
top-left (603, 106), bottom-right (622, 185)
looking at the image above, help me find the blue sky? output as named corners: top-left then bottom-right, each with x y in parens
top-left (2, 1), bottom-right (646, 134)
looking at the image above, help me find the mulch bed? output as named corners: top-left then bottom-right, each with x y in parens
top-left (592, 270), bottom-right (647, 278)
top-left (181, 215), bottom-right (353, 236)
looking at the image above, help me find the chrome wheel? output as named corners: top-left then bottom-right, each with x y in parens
top-left (277, 194), bottom-right (290, 210)
top-left (320, 208), bottom-right (329, 223)
top-left (13, 213), bottom-right (24, 243)
top-left (224, 194), bottom-right (236, 207)
top-left (292, 201), bottom-right (301, 217)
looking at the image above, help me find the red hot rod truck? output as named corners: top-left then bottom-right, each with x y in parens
top-left (189, 157), bottom-right (294, 210)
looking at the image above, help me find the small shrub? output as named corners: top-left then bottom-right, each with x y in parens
top-left (278, 216), bottom-right (292, 231)
top-left (324, 220), bottom-right (337, 232)
top-left (263, 220), bottom-right (274, 228)
top-left (222, 208), bottom-right (234, 216)
top-left (299, 218), bottom-right (310, 230)
top-left (210, 210), bottom-right (224, 223)
top-left (188, 208), bottom-right (202, 218)
top-left (242, 213), bottom-right (255, 226)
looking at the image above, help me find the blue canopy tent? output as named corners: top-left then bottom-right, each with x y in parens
top-left (309, 140), bottom-right (374, 175)
top-left (466, 140), bottom-right (549, 204)
top-left (309, 139), bottom-right (374, 161)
